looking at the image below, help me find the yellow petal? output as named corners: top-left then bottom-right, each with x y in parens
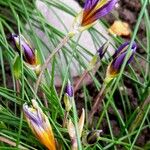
top-left (95, 0), bottom-right (108, 10)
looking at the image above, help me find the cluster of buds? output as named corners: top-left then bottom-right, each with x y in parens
top-left (11, 34), bottom-right (41, 76)
top-left (23, 99), bottom-right (56, 150)
top-left (69, 0), bottom-right (117, 36)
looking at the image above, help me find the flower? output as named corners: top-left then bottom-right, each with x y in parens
top-left (11, 34), bottom-right (41, 73)
top-left (67, 109), bottom-right (85, 150)
top-left (82, 0), bottom-right (117, 26)
top-left (64, 80), bottom-right (73, 112)
top-left (23, 99), bottom-right (56, 150)
top-left (105, 41), bottom-right (137, 83)
top-left (70, 0), bottom-right (117, 35)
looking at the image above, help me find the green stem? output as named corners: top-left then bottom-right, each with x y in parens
top-left (129, 95), bottom-right (150, 132)
top-left (72, 97), bottom-right (82, 150)
top-left (88, 83), bottom-right (107, 126)
top-left (74, 70), bottom-right (89, 94)
top-left (34, 34), bottom-right (70, 94)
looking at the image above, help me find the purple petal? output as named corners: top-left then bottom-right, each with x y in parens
top-left (111, 42), bottom-right (137, 72)
top-left (112, 52), bottom-right (127, 71)
top-left (84, 0), bottom-right (99, 11)
top-left (12, 34), bottom-right (36, 65)
top-left (21, 39), bottom-right (35, 65)
top-left (65, 81), bottom-right (73, 97)
top-left (113, 41), bottom-right (137, 58)
top-left (23, 104), bottom-right (43, 127)
top-left (97, 41), bottom-right (109, 59)
top-left (82, 0), bottom-right (117, 26)
top-left (94, 0), bottom-right (117, 21)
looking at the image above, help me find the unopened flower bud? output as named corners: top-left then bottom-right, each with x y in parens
top-left (105, 41), bottom-right (137, 84)
top-left (11, 34), bottom-right (41, 73)
top-left (23, 99), bottom-right (56, 150)
top-left (65, 80), bottom-right (74, 97)
top-left (86, 130), bottom-right (102, 145)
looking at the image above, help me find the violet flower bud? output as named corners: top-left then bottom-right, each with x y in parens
top-left (97, 41), bottom-right (109, 59)
top-left (11, 34), bottom-right (41, 74)
top-left (11, 34), bottom-right (36, 65)
top-left (105, 41), bottom-right (137, 83)
top-left (65, 80), bottom-right (74, 97)
top-left (64, 80), bottom-right (74, 112)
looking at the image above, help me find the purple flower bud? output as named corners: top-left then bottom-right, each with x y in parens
top-left (11, 34), bottom-right (36, 65)
top-left (112, 41), bottom-right (136, 70)
top-left (97, 41), bottom-right (109, 59)
top-left (107, 41), bottom-right (137, 78)
top-left (82, 0), bottom-right (117, 26)
top-left (65, 80), bottom-right (73, 97)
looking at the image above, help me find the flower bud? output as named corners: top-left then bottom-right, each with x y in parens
top-left (104, 41), bottom-right (137, 84)
top-left (87, 41), bottom-right (109, 71)
top-left (65, 80), bottom-right (74, 97)
top-left (86, 130), bottom-right (102, 145)
top-left (23, 99), bottom-right (56, 150)
top-left (11, 34), bottom-right (41, 73)
top-left (97, 41), bottom-right (109, 59)
top-left (64, 80), bottom-right (74, 112)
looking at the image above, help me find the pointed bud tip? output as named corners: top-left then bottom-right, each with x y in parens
top-left (97, 41), bottom-right (109, 59)
top-left (65, 80), bottom-right (73, 97)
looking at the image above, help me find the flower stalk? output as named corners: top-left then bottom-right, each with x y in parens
top-left (88, 83), bottom-right (107, 125)
top-left (74, 41), bottom-right (109, 94)
top-left (34, 34), bottom-right (70, 94)
top-left (63, 80), bottom-right (74, 127)
top-left (88, 41), bottom-right (137, 125)
top-left (129, 95), bottom-right (150, 132)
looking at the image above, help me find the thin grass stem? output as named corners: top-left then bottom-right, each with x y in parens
top-left (34, 34), bottom-right (71, 94)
